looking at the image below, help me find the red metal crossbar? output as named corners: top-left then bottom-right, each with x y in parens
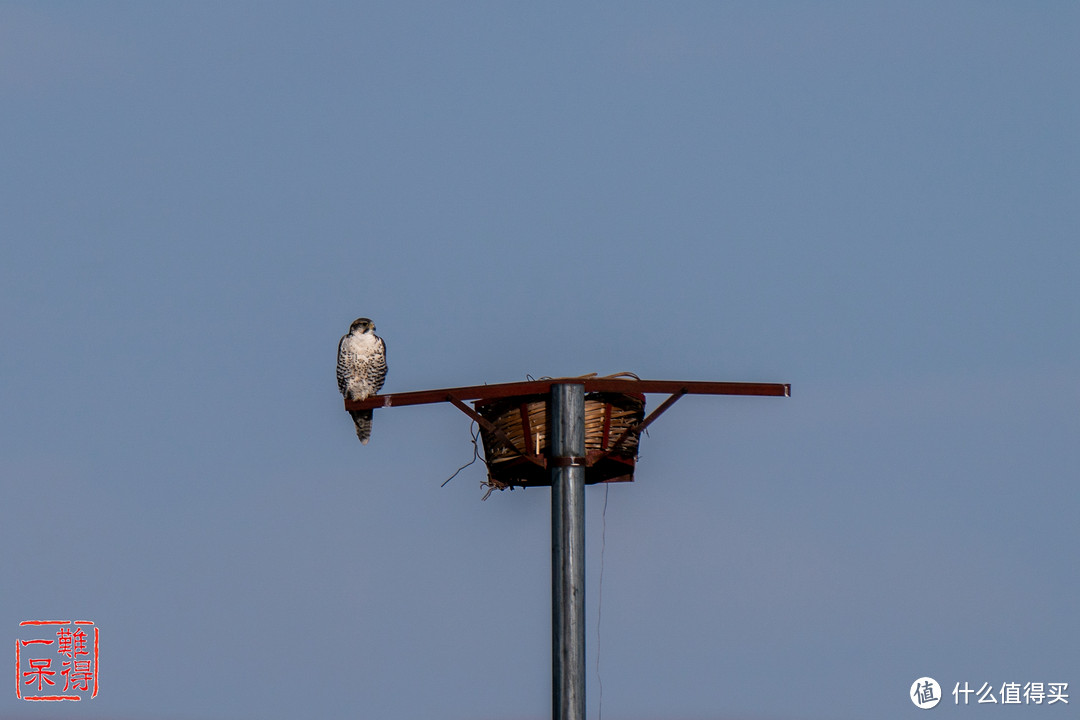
top-left (344, 378), bottom-right (790, 412)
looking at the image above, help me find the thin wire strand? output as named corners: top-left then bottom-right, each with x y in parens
top-left (441, 421), bottom-right (480, 487)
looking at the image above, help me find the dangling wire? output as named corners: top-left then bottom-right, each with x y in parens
top-left (480, 480), bottom-right (505, 501)
top-left (442, 420), bottom-right (481, 487)
top-left (596, 482), bottom-right (609, 720)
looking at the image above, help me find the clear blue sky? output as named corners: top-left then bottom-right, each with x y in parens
top-left (2, 3), bottom-right (1077, 719)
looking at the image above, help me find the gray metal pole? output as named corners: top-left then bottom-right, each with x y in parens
top-left (551, 383), bottom-right (586, 720)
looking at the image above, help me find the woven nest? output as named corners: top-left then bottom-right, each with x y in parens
top-left (474, 375), bottom-right (646, 490)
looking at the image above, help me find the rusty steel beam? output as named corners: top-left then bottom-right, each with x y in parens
top-left (344, 378), bottom-right (790, 412)
top-left (603, 388), bottom-right (688, 458)
top-left (445, 394), bottom-right (545, 469)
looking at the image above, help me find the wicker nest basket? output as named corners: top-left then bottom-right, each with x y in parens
top-left (474, 377), bottom-right (646, 490)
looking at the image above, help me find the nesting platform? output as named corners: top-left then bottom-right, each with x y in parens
top-left (342, 375), bottom-right (790, 490)
top-left (475, 390), bottom-right (645, 489)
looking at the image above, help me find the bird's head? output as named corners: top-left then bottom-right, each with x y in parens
top-left (350, 317), bottom-right (375, 334)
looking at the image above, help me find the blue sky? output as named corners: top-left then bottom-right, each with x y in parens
top-left (2, 3), bottom-right (1077, 719)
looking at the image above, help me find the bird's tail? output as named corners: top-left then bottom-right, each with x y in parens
top-left (351, 409), bottom-right (374, 444)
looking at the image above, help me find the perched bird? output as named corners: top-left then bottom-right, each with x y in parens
top-left (337, 317), bottom-right (388, 443)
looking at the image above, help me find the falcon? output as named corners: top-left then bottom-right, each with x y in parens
top-left (337, 317), bottom-right (388, 444)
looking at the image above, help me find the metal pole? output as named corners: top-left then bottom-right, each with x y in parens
top-left (551, 383), bottom-right (585, 720)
